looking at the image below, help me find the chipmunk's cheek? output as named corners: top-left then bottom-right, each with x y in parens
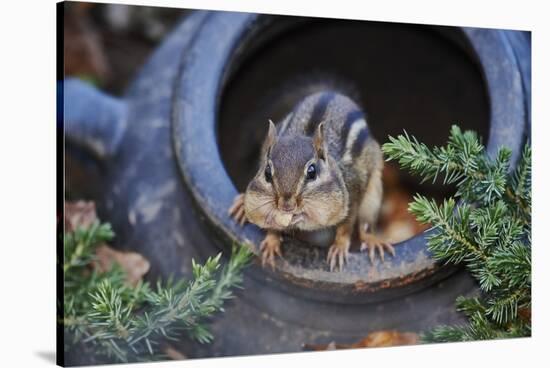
top-left (244, 196), bottom-right (273, 229)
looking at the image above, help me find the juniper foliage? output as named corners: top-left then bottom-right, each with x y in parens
top-left (382, 125), bottom-right (531, 342)
top-left (62, 221), bottom-right (252, 364)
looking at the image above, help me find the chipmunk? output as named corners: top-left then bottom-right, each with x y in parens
top-left (228, 91), bottom-right (394, 271)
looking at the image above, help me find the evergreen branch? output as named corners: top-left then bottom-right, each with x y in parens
top-left (421, 325), bottom-right (472, 343)
top-left (409, 195), bottom-right (486, 263)
top-left (127, 254), bottom-right (223, 349)
top-left (383, 125), bottom-right (530, 344)
top-left (506, 144), bottom-right (531, 223)
top-left (488, 242), bottom-right (531, 289)
top-left (124, 246), bottom-right (250, 354)
top-left (455, 296), bottom-right (485, 317)
top-left (382, 126), bottom-right (484, 185)
top-left (209, 245), bottom-right (251, 311)
top-left (511, 145), bottom-right (532, 202)
top-left (383, 126), bottom-right (511, 205)
top-left (63, 222), bottom-right (114, 274)
top-left (63, 219), bottom-right (252, 364)
top-left (485, 287), bottom-right (525, 325)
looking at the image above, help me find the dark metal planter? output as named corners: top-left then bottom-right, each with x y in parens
top-left (63, 10), bottom-right (531, 360)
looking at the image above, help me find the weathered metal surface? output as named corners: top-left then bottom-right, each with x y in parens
top-left (64, 9), bottom-right (530, 361)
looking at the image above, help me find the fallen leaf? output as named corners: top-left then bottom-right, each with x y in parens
top-left (303, 330), bottom-right (419, 351)
top-left (351, 330), bottom-right (419, 348)
top-left (518, 307), bottom-right (531, 323)
top-left (379, 163), bottom-right (430, 243)
top-left (65, 200), bottom-right (150, 285)
top-left (164, 345), bottom-right (187, 360)
top-left (64, 200), bottom-right (98, 232)
top-left (93, 245), bottom-right (150, 287)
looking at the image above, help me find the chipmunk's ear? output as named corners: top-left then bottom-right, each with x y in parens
top-left (266, 119), bottom-right (278, 150)
top-left (313, 121), bottom-right (327, 160)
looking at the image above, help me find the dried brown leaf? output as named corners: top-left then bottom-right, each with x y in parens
top-left (64, 200), bottom-right (98, 232)
top-left (164, 345), bottom-right (187, 360)
top-left (379, 163), bottom-right (430, 243)
top-left (518, 307), bottom-right (531, 323)
top-left (93, 245), bottom-right (150, 286)
top-left (304, 330), bottom-right (419, 351)
top-left (65, 200), bottom-right (150, 285)
top-left (351, 331), bottom-right (419, 348)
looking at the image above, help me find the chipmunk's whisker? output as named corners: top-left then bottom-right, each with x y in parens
top-left (248, 200), bottom-right (275, 214)
top-left (264, 207), bottom-right (276, 227)
top-left (301, 202), bottom-right (320, 224)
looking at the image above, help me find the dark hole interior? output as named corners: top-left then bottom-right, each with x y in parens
top-left (218, 18), bottom-right (489, 245)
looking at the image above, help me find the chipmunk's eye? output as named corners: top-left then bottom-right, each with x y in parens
top-left (264, 164), bottom-right (273, 183)
top-left (306, 163), bottom-right (317, 180)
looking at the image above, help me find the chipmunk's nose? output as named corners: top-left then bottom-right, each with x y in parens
top-left (278, 195), bottom-right (297, 212)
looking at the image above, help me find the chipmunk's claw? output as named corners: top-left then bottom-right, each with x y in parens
top-left (327, 243), bottom-right (349, 272)
top-left (360, 234), bottom-right (394, 264)
top-left (228, 193), bottom-right (247, 226)
top-left (260, 234), bottom-right (282, 270)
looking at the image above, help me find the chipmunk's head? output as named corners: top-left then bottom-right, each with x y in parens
top-left (244, 120), bottom-right (348, 231)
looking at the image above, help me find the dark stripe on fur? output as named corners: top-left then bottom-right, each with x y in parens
top-left (351, 128), bottom-right (370, 158)
top-left (279, 111), bottom-right (295, 135)
top-left (306, 92), bottom-right (335, 135)
top-left (248, 179), bottom-right (264, 193)
top-left (311, 180), bottom-right (337, 194)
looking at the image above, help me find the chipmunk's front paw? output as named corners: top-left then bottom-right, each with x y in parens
top-left (260, 232), bottom-right (282, 270)
top-left (360, 232), bottom-right (394, 264)
top-left (327, 240), bottom-right (350, 272)
top-left (228, 193), bottom-right (247, 226)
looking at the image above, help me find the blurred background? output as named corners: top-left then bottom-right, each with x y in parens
top-left (64, 2), bottom-right (186, 95)
top-left (61, 3), bottom-right (531, 364)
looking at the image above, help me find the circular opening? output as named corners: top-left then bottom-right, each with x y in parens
top-left (217, 20), bottom-right (488, 262)
top-left (173, 13), bottom-right (525, 302)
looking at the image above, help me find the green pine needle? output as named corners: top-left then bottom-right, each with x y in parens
top-left (62, 221), bottom-right (252, 364)
top-left (383, 125), bottom-right (531, 343)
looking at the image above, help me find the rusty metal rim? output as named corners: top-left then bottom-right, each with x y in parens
top-left (172, 11), bottom-right (526, 303)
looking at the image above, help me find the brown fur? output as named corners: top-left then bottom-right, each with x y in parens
top-left (234, 91), bottom-right (389, 270)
